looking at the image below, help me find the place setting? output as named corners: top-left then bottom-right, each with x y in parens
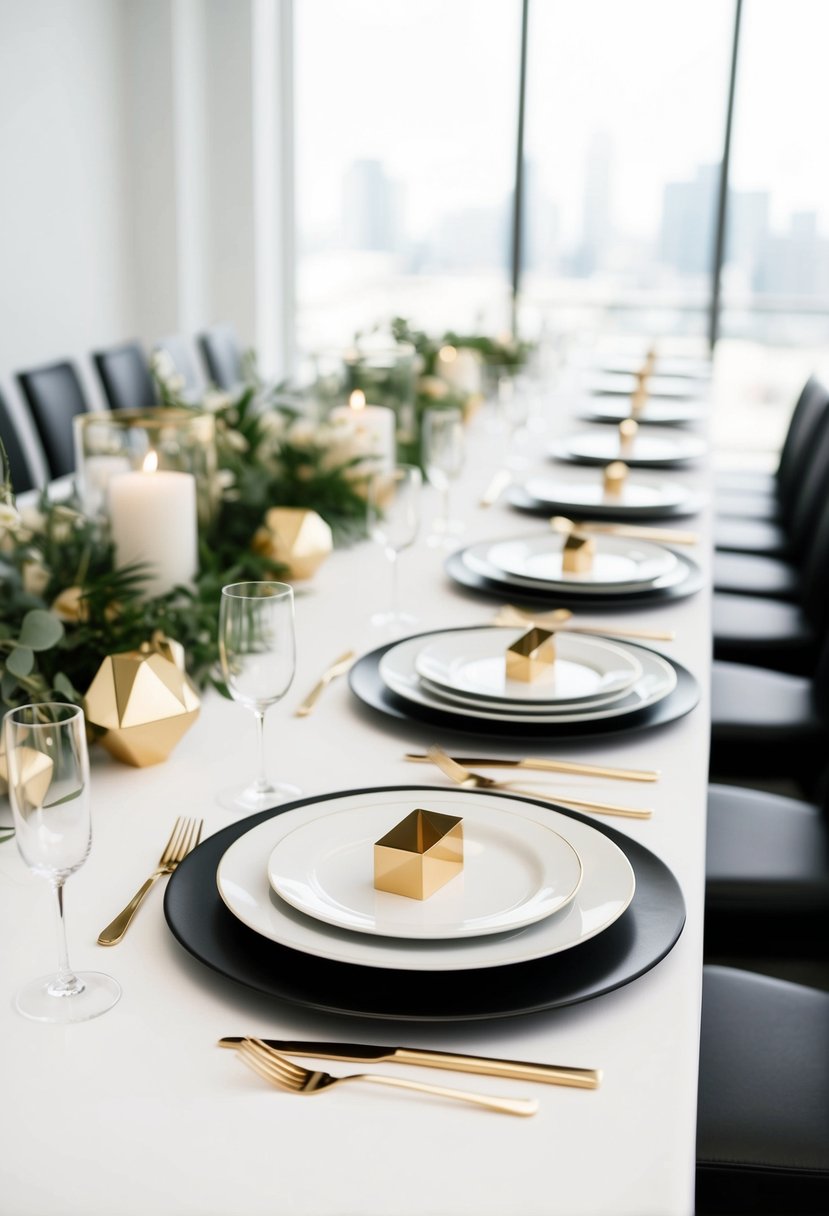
top-left (550, 418), bottom-right (708, 468)
top-left (444, 518), bottom-right (704, 610)
top-left (347, 620), bottom-right (699, 742)
top-left (506, 460), bottom-right (705, 521)
top-left (164, 776), bottom-right (686, 1022)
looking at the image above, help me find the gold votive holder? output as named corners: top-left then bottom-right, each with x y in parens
top-left (506, 627), bottom-right (557, 683)
top-left (603, 461), bottom-right (628, 496)
top-left (374, 808), bottom-right (464, 900)
top-left (619, 417), bottom-right (638, 454)
top-left (562, 532), bottom-right (596, 573)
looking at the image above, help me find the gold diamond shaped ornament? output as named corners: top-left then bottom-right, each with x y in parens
top-left (252, 507), bottom-right (333, 581)
top-left (84, 644), bottom-right (200, 767)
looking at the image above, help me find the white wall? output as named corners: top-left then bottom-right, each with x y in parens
top-left (0, 0), bottom-right (131, 395)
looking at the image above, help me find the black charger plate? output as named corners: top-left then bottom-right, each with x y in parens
top-left (445, 546), bottom-right (705, 611)
top-left (507, 483), bottom-right (704, 523)
top-left (164, 786), bottom-right (686, 1021)
top-left (348, 629), bottom-right (699, 741)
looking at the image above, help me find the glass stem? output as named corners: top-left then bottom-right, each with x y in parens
top-left (388, 549), bottom-right (400, 620)
top-left (253, 709), bottom-right (270, 794)
top-left (49, 879), bottom-right (84, 998)
top-left (443, 484), bottom-right (451, 528)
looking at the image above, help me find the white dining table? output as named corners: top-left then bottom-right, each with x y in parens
top-left (0, 395), bottom-right (711, 1216)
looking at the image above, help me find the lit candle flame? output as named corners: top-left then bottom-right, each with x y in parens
top-left (143, 450), bottom-right (159, 474)
top-left (349, 390), bottom-right (366, 412)
top-left (439, 344), bottom-right (457, 363)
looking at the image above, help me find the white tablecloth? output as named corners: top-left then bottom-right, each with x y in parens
top-left (0, 399), bottom-right (711, 1216)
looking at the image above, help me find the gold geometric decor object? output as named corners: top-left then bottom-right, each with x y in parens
top-left (505, 627), bottom-right (557, 683)
top-left (603, 460), bottom-right (628, 496)
top-left (562, 532), bottom-right (596, 574)
top-left (252, 507), bottom-right (334, 581)
top-left (0, 740), bottom-right (54, 804)
top-left (619, 417), bottom-right (639, 455)
top-left (374, 808), bottom-right (464, 900)
top-left (84, 637), bottom-right (200, 767)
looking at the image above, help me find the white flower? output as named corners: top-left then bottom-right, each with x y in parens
top-left (286, 419), bottom-right (317, 450)
top-left (22, 558), bottom-right (50, 596)
top-left (223, 429), bottom-right (249, 453)
top-left (203, 389), bottom-right (233, 413)
top-left (0, 501), bottom-right (20, 532)
top-left (259, 410), bottom-right (287, 439)
top-left (20, 506), bottom-right (46, 534)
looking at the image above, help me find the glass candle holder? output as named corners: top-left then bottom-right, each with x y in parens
top-left (73, 409), bottom-right (218, 526)
top-left (311, 342), bottom-right (417, 453)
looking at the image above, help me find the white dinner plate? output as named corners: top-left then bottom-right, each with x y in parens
top-left (266, 803), bottom-right (583, 940)
top-left (482, 533), bottom-right (678, 589)
top-left (216, 788), bottom-right (635, 971)
top-left (418, 676), bottom-right (633, 715)
top-left (580, 399), bottom-right (704, 426)
top-left (587, 372), bottom-right (700, 399)
top-left (414, 628), bottom-right (643, 705)
top-left (552, 429), bottom-right (707, 467)
top-left (379, 631), bottom-right (677, 724)
top-left (517, 475), bottom-right (699, 515)
top-left (462, 538), bottom-right (691, 596)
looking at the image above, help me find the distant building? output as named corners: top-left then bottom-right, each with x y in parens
top-left (755, 211), bottom-right (829, 297)
top-left (572, 132), bottom-right (614, 277)
top-left (342, 159), bottom-right (399, 252)
top-left (659, 163), bottom-right (719, 276)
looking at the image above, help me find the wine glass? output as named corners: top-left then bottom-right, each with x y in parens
top-left (422, 407), bottom-right (465, 546)
top-left (218, 581), bottom-right (299, 813)
top-left (367, 463), bottom-right (422, 631)
top-left (4, 702), bottom-right (121, 1023)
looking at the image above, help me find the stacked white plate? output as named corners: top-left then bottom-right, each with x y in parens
top-left (507, 474), bottom-right (703, 521)
top-left (215, 787), bottom-right (637, 972)
top-left (377, 625), bottom-right (677, 727)
top-left (551, 428), bottom-right (707, 467)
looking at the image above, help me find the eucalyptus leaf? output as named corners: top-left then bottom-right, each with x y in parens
top-left (18, 610), bottom-right (64, 652)
top-left (5, 645), bottom-right (34, 678)
top-left (53, 672), bottom-right (77, 699)
top-left (43, 788), bottom-right (82, 809)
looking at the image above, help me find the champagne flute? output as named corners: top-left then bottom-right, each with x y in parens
top-left (367, 463), bottom-right (422, 631)
top-left (4, 702), bottom-right (121, 1023)
top-left (218, 581), bottom-right (299, 813)
top-left (422, 407), bottom-right (465, 546)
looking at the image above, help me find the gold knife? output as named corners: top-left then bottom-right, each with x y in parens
top-left (218, 1038), bottom-right (601, 1089)
top-left (404, 752), bottom-right (659, 782)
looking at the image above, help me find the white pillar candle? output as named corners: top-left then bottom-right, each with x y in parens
top-left (330, 390), bottom-right (396, 472)
top-left (108, 453), bottom-right (198, 598)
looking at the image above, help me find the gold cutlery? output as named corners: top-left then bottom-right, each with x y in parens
top-left (479, 468), bottom-right (513, 507)
top-left (97, 816), bottom-right (203, 946)
top-left (426, 746), bottom-right (653, 820)
top-left (228, 1037), bottom-right (539, 1116)
top-left (550, 514), bottom-right (699, 546)
top-left (493, 604), bottom-right (675, 642)
top-left (404, 752), bottom-right (659, 783)
top-left (294, 649), bottom-right (356, 717)
top-left (218, 1037), bottom-right (601, 1089)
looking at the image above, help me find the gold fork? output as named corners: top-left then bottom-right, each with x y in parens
top-left (97, 816), bottom-right (204, 945)
top-left (494, 604), bottom-right (675, 642)
top-left (426, 746), bottom-right (652, 820)
top-left (550, 514), bottom-right (699, 546)
top-left (232, 1038), bottom-right (538, 1117)
top-left (294, 650), bottom-right (356, 717)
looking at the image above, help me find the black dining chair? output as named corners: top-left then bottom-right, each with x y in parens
top-left (154, 334), bottom-right (203, 395)
top-left (16, 360), bottom-right (90, 479)
top-left (198, 323), bottom-right (244, 390)
top-left (704, 780), bottom-right (829, 962)
top-left (696, 966), bottom-right (829, 1215)
top-left (709, 630), bottom-right (829, 793)
top-left (0, 387), bottom-right (36, 494)
top-left (714, 378), bottom-right (829, 559)
top-left (93, 341), bottom-right (158, 412)
top-left (711, 480), bottom-right (829, 674)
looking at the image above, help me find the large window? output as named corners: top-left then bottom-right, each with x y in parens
top-left (520, 0), bottom-right (732, 344)
top-left (294, 0), bottom-right (519, 353)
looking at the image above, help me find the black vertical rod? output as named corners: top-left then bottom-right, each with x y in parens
top-left (510, 0), bottom-right (530, 338)
top-left (709, 0), bottom-right (743, 351)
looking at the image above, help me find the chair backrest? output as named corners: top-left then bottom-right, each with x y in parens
top-left (154, 335), bottom-right (202, 394)
top-left (198, 323), bottom-right (243, 390)
top-left (93, 341), bottom-right (157, 412)
top-left (787, 388), bottom-right (829, 558)
top-left (16, 360), bottom-right (89, 479)
top-left (0, 387), bottom-right (35, 495)
top-left (777, 376), bottom-right (829, 510)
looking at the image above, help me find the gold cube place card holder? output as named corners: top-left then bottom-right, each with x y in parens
top-left (374, 808), bottom-right (464, 900)
top-left (505, 627), bottom-right (557, 683)
top-left (562, 532), bottom-right (596, 573)
top-left (630, 380), bottom-right (649, 418)
top-left (603, 460), bottom-right (628, 497)
top-left (619, 417), bottom-right (638, 455)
